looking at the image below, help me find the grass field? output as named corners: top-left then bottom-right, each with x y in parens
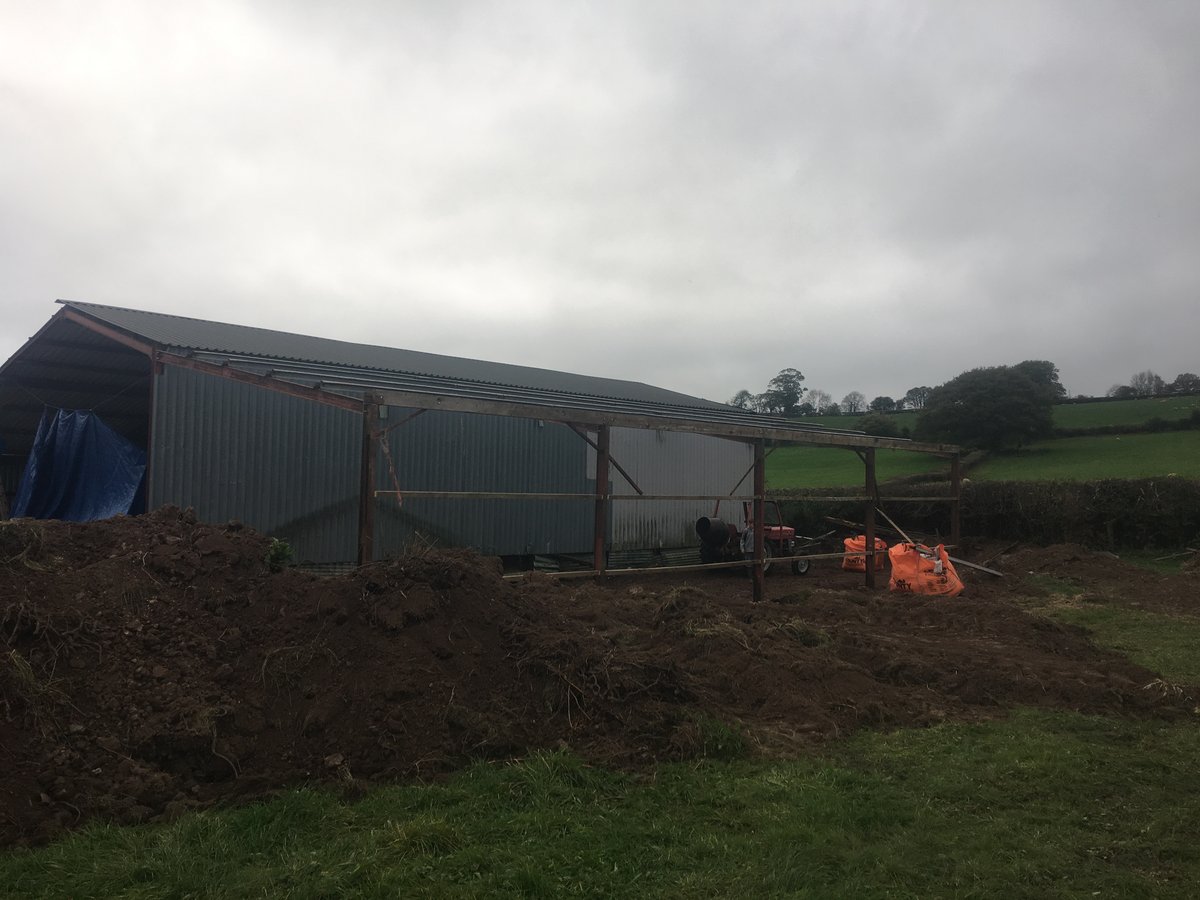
top-left (790, 395), bottom-right (1200, 435)
top-left (5, 577), bottom-right (1200, 898)
top-left (768, 416), bottom-right (1200, 489)
top-left (1052, 395), bottom-right (1200, 429)
top-left (969, 432), bottom-right (1200, 482)
top-left (767, 445), bottom-right (946, 489)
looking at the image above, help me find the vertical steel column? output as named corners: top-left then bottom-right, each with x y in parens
top-left (950, 453), bottom-right (962, 548)
top-left (864, 448), bottom-right (877, 589)
top-left (357, 397), bottom-right (380, 566)
top-left (593, 425), bottom-right (610, 576)
top-left (146, 355), bottom-right (162, 511)
top-left (752, 440), bottom-right (766, 602)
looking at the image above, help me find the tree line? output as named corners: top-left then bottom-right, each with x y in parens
top-left (728, 362), bottom-right (1197, 451)
top-left (728, 370), bottom-right (933, 418)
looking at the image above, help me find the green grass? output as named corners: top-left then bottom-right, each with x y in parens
top-left (791, 396), bottom-right (1200, 433)
top-left (1052, 395), bottom-right (1200, 429)
top-left (5, 712), bottom-right (1200, 899)
top-left (1019, 575), bottom-right (1200, 684)
top-left (970, 432), bottom-right (1200, 482)
top-left (768, 446), bottom-right (947, 489)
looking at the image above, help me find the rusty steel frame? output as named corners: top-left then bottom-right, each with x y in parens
top-left (54, 305), bottom-right (964, 581)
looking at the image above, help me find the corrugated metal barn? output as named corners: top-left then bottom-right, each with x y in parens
top-left (1, 301), bottom-right (959, 579)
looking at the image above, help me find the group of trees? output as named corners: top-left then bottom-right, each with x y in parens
top-left (1106, 371), bottom-right (1199, 399)
top-left (728, 372), bottom-right (935, 418)
top-left (730, 359), bottom-right (1197, 452)
top-left (913, 361), bottom-right (1064, 450)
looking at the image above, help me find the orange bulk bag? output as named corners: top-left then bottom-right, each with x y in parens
top-left (887, 543), bottom-right (964, 597)
top-left (842, 535), bottom-right (887, 571)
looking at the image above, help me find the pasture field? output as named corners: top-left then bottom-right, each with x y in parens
top-left (968, 432), bottom-right (1200, 482)
top-left (767, 445), bottom-right (946, 489)
top-left (1052, 395), bottom-right (1200, 429)
top-left (791, 394), bottom-right (1199, 435)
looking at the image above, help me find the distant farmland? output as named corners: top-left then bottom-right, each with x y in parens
top-left (769, 396), bottom-right (1200, 489)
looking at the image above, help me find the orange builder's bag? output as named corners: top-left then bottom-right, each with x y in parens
top-left (842, 535), bottom-right (887, 571)
top-left (887, 543), bottom-right (964, 597)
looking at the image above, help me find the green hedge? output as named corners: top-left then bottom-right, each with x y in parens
top-left (776, 477), bottom-right (1200, 550)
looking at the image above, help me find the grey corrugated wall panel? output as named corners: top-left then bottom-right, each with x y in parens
top-left (605, 428), bottom-right (754, 551)
top-left (150, 366), bottom-right (360, 564)
top-left (372, 408), bottom-right (592, 558)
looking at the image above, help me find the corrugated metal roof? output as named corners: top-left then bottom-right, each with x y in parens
top-left (59, 300), bottom-right (732, 411)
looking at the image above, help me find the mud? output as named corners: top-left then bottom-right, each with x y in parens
top-left (2, 510), bottom-right (1195, 847)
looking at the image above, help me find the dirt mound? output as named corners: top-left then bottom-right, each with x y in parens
top-left (2, 514), bottom-right (1194, 847)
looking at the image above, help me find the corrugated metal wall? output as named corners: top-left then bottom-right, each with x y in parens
top-left (150, 367), bottom-right (753, 563)
top-left (372, 408), bottom-right (593, 558)
top-left (601, 428), bottom-right (754, 550)
top-left (150, 366), bottom-right (360, 564)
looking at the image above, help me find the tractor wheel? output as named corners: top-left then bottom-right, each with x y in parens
top-left (743, 542), bottom-right (773, 576)
top-left (791, 557), bottom-right (811, 576)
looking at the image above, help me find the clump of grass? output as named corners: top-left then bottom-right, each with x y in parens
top-left (4, 649), bottom-right (67, 735)
top-left (771, 618), bottom-right (831, 647)
top-left (389, 815), bottom-right (463, 856)
top-left (264, 538), bottom-right (293, 572)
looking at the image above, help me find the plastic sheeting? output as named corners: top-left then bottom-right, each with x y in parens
top-left (11, 409), bottom-right (146, 521)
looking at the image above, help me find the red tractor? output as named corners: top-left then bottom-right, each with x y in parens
top-left (695, 500), bottom-right (811, 575)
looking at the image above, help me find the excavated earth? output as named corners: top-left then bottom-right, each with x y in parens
top-left (2, 509), bottom-right (1197, 848)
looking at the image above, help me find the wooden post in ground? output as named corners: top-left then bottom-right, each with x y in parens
top-left (864, 448), bottom-right (877, 589)
top-left (357, 397), bottom-right (380, 566)
top-left (593, 425), bottom-right (610, 576)
top-left (752, 440), bottom-right (766, 602)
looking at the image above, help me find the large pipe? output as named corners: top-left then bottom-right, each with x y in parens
top-left (696, 516), bottom-right (735, 548)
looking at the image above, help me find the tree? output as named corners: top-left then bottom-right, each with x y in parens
top-left (859, 413), bottom-right (899, 437)
top-left (1129, 370), bottom-right (1165, 397)
top-left (807, 389), bottom-right (832, 413)
top-left (1170, 373), bottom-right (1200, 394)
top-left (915, 366), bottom-right (1055, 450)
top-left (841, 391), bottom-right (866, 414)
top-left (825, 402), bottom-right (841, 416)
top-left (728, 389), bottom-right (755, 410)
top-left (759, 368), bottom-right (806, 416)
top-left (902, 386), bottom-right (933, 410)
top-left (869, 396), bottom-right (896, 413)
top-left (1013, 360), bottom-right (1067, 401)
top-left (1106, 384), bottom-right (1137, 399)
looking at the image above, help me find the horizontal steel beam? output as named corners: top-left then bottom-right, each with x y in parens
top-left (370, 387), bottom-right (957, 453)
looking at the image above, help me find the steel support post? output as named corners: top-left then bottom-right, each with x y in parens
top-left (950, 453), bottom-right (962, 548)
top-left (593, 425), bottom-right (610, 576)
top-left (752, 440), bottom-right (766, 602)
top-left (357, 398), bottom-right (380, 566)
top-left (864, 448), bottom-right (877, 589)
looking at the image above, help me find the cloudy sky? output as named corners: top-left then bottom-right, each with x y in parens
top-left (1, 1), bottom-right (1196, 405)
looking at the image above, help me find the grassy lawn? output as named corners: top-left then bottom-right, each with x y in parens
top-left (970, 432), bottom-right (1200, 482)
top-left (768, 446), bottom-right (947, 490)
top-left (5, 584), bottom-right (1200, 899)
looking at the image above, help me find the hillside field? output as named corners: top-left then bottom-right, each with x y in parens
top-left (792, 394), bottom-right (1199, 433)
top-left (769, 396), bottom-right (1200, 489)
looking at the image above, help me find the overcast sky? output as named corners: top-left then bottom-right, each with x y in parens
top-left (1, 1), bottom-right (1196, 405)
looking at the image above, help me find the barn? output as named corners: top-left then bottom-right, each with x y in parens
top-left (1, 301), bottom-right (957, 576)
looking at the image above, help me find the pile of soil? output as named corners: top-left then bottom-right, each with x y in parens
top-left (2, 511), bottom-right (1195, 847)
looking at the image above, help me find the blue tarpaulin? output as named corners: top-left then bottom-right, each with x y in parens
top-left (11, 409), bottom-right (146, 521)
